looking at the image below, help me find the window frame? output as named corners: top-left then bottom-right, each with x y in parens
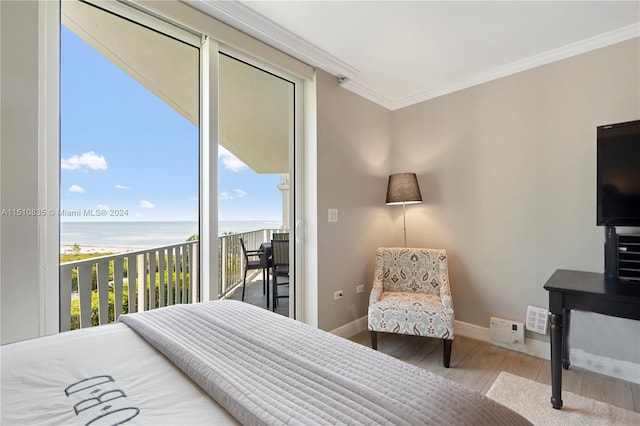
top-left (44, 0), bottom-right (308, 332)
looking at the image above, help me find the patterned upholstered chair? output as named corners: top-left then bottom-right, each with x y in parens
top-left (368, 247), bottom-right (455, 367)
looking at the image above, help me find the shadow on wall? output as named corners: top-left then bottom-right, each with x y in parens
top-left (448, 251), bottom-right (487, 327)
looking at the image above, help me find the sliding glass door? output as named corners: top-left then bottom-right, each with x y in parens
top-left (52, 0), bottom-right (304, 330)
top-left (59, 0), bottom-right (207, 329)
top-left (217, 51), bottom-right (297, 318)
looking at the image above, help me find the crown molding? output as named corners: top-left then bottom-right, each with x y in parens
top-left (390, 24), bottom-right (640, 111)
top-left (184, 1), bottom-right (638, 111)
top-left (188, 0), bottom-right (358, 79)
top-left (339, 79), bottom-right (395, 110)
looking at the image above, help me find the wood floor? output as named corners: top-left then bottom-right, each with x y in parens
top-left (348, 331), bottom-right (640, 413)
top-left (227, 279), bottom-right (640, 413)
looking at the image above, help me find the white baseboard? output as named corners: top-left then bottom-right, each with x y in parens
top-left (570, 348), bottom-right (640, 384)
top-left (332, 316), bottom-right (640, 384)
top-left (454, 320), bottom-right (550, 360)
top-left (330, 315), bottom-right (369, 339)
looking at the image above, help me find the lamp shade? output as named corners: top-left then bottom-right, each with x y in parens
top-left (386, 173), bottom-right (422, 205)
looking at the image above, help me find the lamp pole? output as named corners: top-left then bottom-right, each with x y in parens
top-left (402, 202), bottom-right (407, 247)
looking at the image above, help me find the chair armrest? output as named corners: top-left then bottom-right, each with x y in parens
top-left (245, 249), bottom-right (263, 260)
top-left (439, 273), bottom-right (454, 310)
top-left (369, 279), bottom-right (383, 304)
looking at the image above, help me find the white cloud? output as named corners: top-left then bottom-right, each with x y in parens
top-left (97, 204), bottom-right (109, 210)
top-left (139, 200), bottom-right (155, 209)
top-left (115, 184), bottom-right (130, 190)
top-left (61, 151), bottom-right (108, 170)
top-left (68, 184), bottom-right (85, 193)
top-left (219, 189), bottom-right (247, 200)
top-left (218, 146), bottom-right (248, 172)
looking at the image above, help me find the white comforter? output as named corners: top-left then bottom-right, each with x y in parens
top-left (120, 300), bottom-right (531, 426)
top-left (0, 322), bottom-right (237, 425)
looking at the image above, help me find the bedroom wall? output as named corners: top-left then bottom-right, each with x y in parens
top-left (314, 70), bottom-right (393, 332)
top-left (390, 38), bottom-right (640, 364)
top-left (0, 0), bottom-right (42, 344)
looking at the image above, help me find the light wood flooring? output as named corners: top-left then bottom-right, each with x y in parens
top-left (348, 331), bottom-right (640, 413)
top-left (227, 278), bottom-right (639, 413)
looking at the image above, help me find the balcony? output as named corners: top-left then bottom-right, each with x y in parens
top-left (59, 228), bottom-right (286, 330)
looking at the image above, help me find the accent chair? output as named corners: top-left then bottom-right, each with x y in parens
top-left (368, 247), bottom-right (455, 367)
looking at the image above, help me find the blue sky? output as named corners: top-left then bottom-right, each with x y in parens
top-left (61, 26), bottom-right (282, 222)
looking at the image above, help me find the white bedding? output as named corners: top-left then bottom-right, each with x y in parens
top-left (2, 301), bottom-right (531, 425)
top-left (0, 322), bottom-right (238, 425)
top-left (121, 300), bottom-right (531, 426)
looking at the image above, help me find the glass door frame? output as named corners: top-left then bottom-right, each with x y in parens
top-left (47, 0), bottom-right (218, 333)
top-left (218, 45), bottom-right (305, 319)
top-left (43, 0), bottom-right (306, 332)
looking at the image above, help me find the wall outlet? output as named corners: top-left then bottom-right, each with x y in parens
top-left (334, 290), bottom-right (344, 300)
top-left (356, 284), bottom-right (365, 294)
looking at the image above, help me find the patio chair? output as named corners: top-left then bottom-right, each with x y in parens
top-left (240, 237), bottom-right (269, 305)
top-left (272, 232), bottom-right (289, 240)
top-left (271, 239), bottom-right (289, 311)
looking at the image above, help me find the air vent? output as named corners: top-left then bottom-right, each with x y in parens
top-left (526, 305), bottom-right (548, 335)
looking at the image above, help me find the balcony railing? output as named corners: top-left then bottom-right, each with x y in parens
top-left (218, 228), bottom-right (285, 298)
top-left (59, 241), bottom-right (199, 331)
top-left (60, 228), bottom-right (285, 330)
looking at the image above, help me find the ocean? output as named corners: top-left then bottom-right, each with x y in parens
top-left (60, 220), bottom-right (282, 248)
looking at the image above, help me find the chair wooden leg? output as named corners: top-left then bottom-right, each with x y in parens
top-left (371, 331), bottom-right (378, 350)
top-left (443, 339), bottom-right (452, 368)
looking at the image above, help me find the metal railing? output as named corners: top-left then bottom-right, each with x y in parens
top-left (60, 228), bottom-right (287, 330)
top-left (218, 228), bottom-right (286, 298)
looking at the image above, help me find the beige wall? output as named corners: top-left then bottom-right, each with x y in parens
top-left (390, 39), bottom-right (640, 363)
top-left (315, 70), bottom-right (393, 331)
top-left (0, 0), bottom-right (42, 344)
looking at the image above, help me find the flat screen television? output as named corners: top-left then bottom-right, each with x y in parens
top-left (597, 119), bottom-right (640, 227)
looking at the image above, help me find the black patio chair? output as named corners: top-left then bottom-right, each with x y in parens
top-left (240, 237), bottom-right (269, 305)
top-left (271, 239), bottom-right (289, 311)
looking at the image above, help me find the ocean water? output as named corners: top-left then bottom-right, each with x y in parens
top-left (60, 220), bottom-right (281, 248)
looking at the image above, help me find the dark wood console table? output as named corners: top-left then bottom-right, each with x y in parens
top-left (543, 269), bottom-right (640, 409)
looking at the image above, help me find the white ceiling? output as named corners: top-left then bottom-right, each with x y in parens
top-left (186, 0), bottom-right (639, 110)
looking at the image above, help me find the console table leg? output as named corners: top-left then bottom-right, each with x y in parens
top-left (550, 313), bottom-right (563, 409)
top-left (562, 309), bottom-right (571, 370)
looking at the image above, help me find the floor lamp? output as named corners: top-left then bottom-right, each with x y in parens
top-left (386, 173), bottom-right (423, 247)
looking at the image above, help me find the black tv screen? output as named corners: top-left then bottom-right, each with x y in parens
top-left (597, 119), bottom-right (640, 226)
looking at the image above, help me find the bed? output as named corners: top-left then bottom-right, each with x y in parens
top-left (1, 300), bottom-right (531, 425)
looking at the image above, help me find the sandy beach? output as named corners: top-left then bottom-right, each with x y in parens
top-left (60, 245), bottom-right (137, 255)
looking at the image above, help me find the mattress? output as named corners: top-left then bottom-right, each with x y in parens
top-left (120, 300), bottom-right (531, 425)
top-left (0, 322), bottom-right (238, 425)
top-left (1, 300), bottom-right (531, 425)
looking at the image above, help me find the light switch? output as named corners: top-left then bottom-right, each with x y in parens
top-left (328, 208), bottom-right (338, 223)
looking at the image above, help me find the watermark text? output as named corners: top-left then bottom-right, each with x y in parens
top-left (1, 208), bottom-right (129, 217)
